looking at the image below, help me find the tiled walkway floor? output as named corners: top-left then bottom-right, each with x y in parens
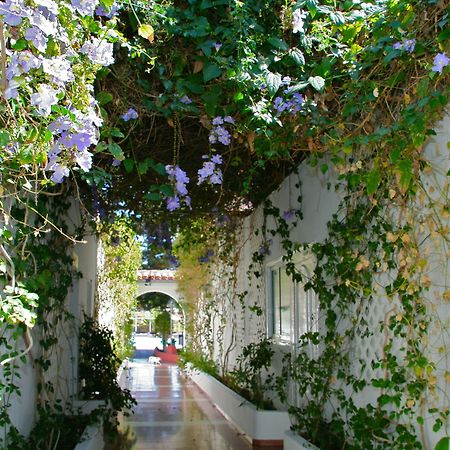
top-left (119, 362), bottom-right (252, 450)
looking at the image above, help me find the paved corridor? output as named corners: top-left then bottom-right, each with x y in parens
top-left (119, 362), bottom-right (252, 450)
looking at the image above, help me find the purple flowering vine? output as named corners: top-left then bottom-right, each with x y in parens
top-left (165, 164), bottom-right (191, 211)
top-left (209, 116), bottom-right (235, 145)
top-left (198, 154), bottom-right (223, 186)
top-left (393, 38), bottom-right (416, 53)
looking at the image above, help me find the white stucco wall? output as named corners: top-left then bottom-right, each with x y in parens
top-left (207, 112), bottom-right (449, 448)
top-left (1, 199), bottom-right (98, 440)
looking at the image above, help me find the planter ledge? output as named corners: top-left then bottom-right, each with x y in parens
top-left (189, 368), bottom-right (291, 448)
top-left (284, 430), bottom-right (320, 450)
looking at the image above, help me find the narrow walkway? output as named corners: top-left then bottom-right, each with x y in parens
top-left (119, 362), bottom-right (252, 450)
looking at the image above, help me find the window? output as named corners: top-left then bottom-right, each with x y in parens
top-left (269, 255), bottom-right (318, 344)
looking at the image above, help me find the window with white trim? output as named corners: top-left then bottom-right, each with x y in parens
top-left (269, 255), bottom-right (318, 344)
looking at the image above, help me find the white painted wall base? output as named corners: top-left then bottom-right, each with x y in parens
top-left (74, 423), bottom-right (104, 450)
top-left (189, 369), bottom-right (291, 442)
top-left (284, 430), bottom-right (320, 450)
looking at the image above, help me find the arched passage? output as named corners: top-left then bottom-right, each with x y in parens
top-left (134, 270), bottom-right (186, 358)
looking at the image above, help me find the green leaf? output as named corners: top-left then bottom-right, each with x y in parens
top-left (289, 48), bottom-right (306, 66)
top-left (138, 24), bottom-right (154, 42)
top-left (308, 76), bottom-right (325, 91)
top-left (330, 11), bottom-right (346, 25)
top-left (0, 131), bottom-right (10, 147)
top-left (160, 184), bottom-right (174, 197)
top-left (144, 192), bottom-right (161, 201)
top-left (203, 63), bottom-right (222, 82)
top-left (110, 128), bottom-right (125, 138)
top-left (123, 159), bottom-right (134, 173)
top-left (266, 71), bottom-right (282, 95)
top-left (152, 162), bottom-right (166, 176)
top-left (138, 160), bottom-right (150, 175)
top-left (434, 438), bottom-right (450, 450)
top-left (11, 38), bottom-right (27, 51)
top-left (366, 169), bottom-right (381, 195)
top-left (290, 81), bottom-right (310, 92)
top-left (108, 143), bottom-right (124, 160)
top-left (267, 37), bottom-right (289, 51)
top-left (396, 159), bottom-right (413, 190)
top-left (99, 0), bottom-right (114, 8)
top-left (96, 91), bottom-right (113, 106)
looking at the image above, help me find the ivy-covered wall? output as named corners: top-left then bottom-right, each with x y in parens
top-left (191, 111), bottom-right (449, 449)
top-left (0, 198), bottom-right (98, 442)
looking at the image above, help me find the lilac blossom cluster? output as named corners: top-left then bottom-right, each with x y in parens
top-left (0, 0), bottom-right (118, 183)
top-left (197, 154), bottom-right (223, 186)
top-left (272, 77), bottom-right (305, 116)
top-left (165, 165), bottom-right (191, 211)
top-left (209, 116), bottom-right (235, 145)
top-left (393, 38), bottom-right (416, 53)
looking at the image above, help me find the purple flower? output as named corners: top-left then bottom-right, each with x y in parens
top-left (4, 79), bottom-right (20, 99)
top-left (75, 150), bottom-right (93, 172)
top-left (393, 38), bottom-right (416, 53)
top-left (282, 209), bottom-right (296, 221)
top-left (35, 0), bottom-right (59, 17)
top-left (25, 27), bottom-right (47, 53)
top-left (197, 156), bottom-right (223, 185)
top-left (212, 116), bottom-right (224, 125)
top-left (179, 95), bottom-right (192, 104)
top-left (258, 239), bottom-right (272, 256)
top-left (48, 117), bottom-right (72, 133)
top-left (111, 236), bottom-right (120, 246)
top-left (198, 161), bottom-right (215, 180)
top-left (71, 0), bottom-right (97, 16)
top-left (30, 12), bottom-right (57, 37)
top-left (18, 51), bottom-right (42, 73)
top-left (431, 53), bottom-right (450, 74)
top-left (121, 108), bottom-right (139, 121)
top-left (212, 42), bottom-right (222, 51)
top-left (63, 132), bottom-right (93, 151)
top-left (167, 196), bottom-right (180, 211)
top-left (165, 165), bottom-right (190, 204)
top-left (403, 39), bottom-right (416, 53)
top-left (209, 134), bottom-right (217, 144)
top-left (176, 180), bottom-right (188, 196)
top-left (173, 166), bottom-right (189, 184)
top-left (0, 0), bottom-right (29, 26)
top-left (209, 171), bottom-right (222, 184)
top-left (50, 164), bottom-right (69, 183)
top-left (112, 158), bottom-right (121, 166)
top-left (274, 96), bottom-right (285, 113)
top-left (80, 37), bottom-right (114, 66)
top-left (223, 116), bottom-right (235, 124)
top-left (292, 93), bottom-right (304, 104)
top-left (43, 56), bottom-right (74, 85)
top-left (30, 84), bottom-right (60, 116)
top-left (96, 3), bottom-right (119, 17)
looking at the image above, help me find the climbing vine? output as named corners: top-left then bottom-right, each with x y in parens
top-left (0, 0), bottom-right (449, 448)
top-left (96, 217), bottom-right (142, 360)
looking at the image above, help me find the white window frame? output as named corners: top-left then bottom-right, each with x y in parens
top-left (266, 252), bottom-right (318, 347)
